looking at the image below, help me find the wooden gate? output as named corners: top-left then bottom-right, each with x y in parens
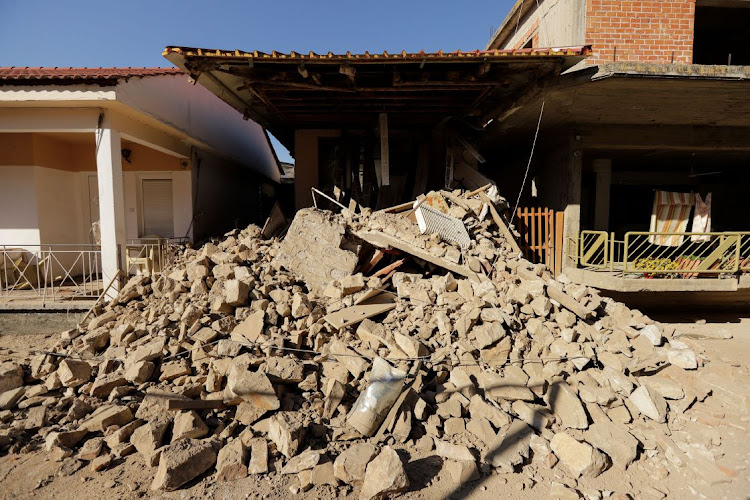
top-left (515, 207), bottom-right (564, 276)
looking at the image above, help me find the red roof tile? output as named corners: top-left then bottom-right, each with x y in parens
top-left (0, 67), bottom-right (182, 82)
top-left (163, 46), bottom-right (591, 63)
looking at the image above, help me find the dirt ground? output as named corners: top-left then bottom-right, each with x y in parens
top-left (1, 314), bottom-right (748, 500)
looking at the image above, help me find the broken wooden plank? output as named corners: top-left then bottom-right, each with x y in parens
top-left (371, 258), bottom-right (406, 278)
top-left (261, 201), bottom-right (288, 239)
top-left (323, 293), bottom-right (396, 329)
top-left (546, 285), bottom-right (597, 320)
top-left (361, 249), bottom-right (385, 275)
top-left (357, 230), bottom-right (486, 282)
top-left (479, 192), bottom-right (522, 255)
top-left (167, 399), bottom-right (227, 411)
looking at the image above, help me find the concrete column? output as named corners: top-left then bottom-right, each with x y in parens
top-left (95, 114), bottom-right (126, 296)
top-left (593, 159), bottom-right (612, 231)
top-left (562, 134), bottom-right (583, 270)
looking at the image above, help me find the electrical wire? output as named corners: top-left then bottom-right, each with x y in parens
top-left (510, 100), bottom-right (545, 225)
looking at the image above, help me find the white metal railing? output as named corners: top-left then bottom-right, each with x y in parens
top-left (0, 244), bottom-right (103, 300)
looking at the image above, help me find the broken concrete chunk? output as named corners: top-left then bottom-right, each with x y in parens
top-left (151, 438), bottom-right (217, 491)
top-left (334, 443), bottom-right (378, 484)
top-left (267, 412), bottom-right (305, 458)
top-left (444, 459), bottom-right (480, 485)
top-left (359, 446), bottom-right (409, 500)
top-left (281, 449), bottom-right (323, 474)
top-left (628, 385), bottom-right (668, 422)
top-left (171, 410), bottom-right (209, 442)
top-left (484, 420), bottom-right (532, 470)
top-left (435, 440), bottom-right (475, 462)
top-left (550, 432), bottom-right (609, 478)
top-left (57, 360), bottom-right (92, 388)
top-left (277, 208), bottom-right (359, 293)
top-left (79, 405), bottom-right (133, 433)
top-left (231, 309), bottom-right (265, 344)
top-left (585, 422), bottom-right (639, 470)
top-left (226, 367), bottom-right (279, 410)
top-left (216, 438), bottom-right (248, 482)
top-left (247, 438), bottom-right (269, 474)
top-left (545, 381), bottom-right (589, 430)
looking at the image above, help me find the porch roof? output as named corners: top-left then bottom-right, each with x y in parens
top-left (163, 45), bottom-right (590, 150)
top-left (0, 67), bottom-right (182, 85)
top-left (485, 62), bottom-right (750, 146)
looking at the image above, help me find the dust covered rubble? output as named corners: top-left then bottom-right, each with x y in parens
top-left (0, 189), bottom-right (727, 498)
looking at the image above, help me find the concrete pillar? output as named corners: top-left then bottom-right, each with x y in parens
top-left (562, 134), bottom-right (583, 270)
top-left (95, 114), bottom-right (126, 296)
top-left (593, 159), bottom-right (612, 231)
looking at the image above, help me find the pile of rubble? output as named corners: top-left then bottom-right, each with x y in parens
top-left (0, 188), bottom-right (717, 499)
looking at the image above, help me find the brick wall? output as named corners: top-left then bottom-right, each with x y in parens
top-left (585, 0), bottom-right (696, 65)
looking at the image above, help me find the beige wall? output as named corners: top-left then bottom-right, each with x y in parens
top-left (0, 165), bottom-right (40, 246)
top-left (0, 132), bottom-right (189, 172)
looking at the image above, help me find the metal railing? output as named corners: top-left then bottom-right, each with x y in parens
top-left (125, 237), bottom-right (187, 276)
top-left (577, 231), bottom-right (750, 278)
top-left (0, 244), bottom-right (103, 300)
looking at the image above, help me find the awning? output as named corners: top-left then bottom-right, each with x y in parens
top-left (163, 46), bottom-right (590, 150)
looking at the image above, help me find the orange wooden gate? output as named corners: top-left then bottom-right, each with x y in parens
top-left (515, 207), bottom-right (564, 276)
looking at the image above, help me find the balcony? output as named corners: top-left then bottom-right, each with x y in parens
top-left (567, 231), bottom-right (750, 293)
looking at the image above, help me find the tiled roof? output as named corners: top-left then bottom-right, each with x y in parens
top-left (0, 67), bottom-right (182, 82)
top-left (163, 46), bottom-right (590, 62)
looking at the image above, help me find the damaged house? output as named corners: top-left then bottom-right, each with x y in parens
top-left (0, 67), bottom-right (280, 304)
top-left (481, 0), bottom-right (750, 307)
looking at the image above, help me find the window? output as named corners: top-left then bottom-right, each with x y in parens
top-left (141, 179), bottom-right (174, 238)
top-left (693, 1), bottom-right (750, 65)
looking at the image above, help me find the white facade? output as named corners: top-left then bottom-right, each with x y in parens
top-left (0, 71), bottom-right (279, 293)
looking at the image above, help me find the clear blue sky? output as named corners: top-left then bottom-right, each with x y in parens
top-left (0, 0), bottom-right (515, 163)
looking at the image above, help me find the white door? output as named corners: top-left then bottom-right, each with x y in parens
top-left (141, 179), bottom-right (174, 238)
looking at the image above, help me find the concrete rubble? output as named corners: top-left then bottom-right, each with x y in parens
top-left (0, 187), bottom-right (726, 498)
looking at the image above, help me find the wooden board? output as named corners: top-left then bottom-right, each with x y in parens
top-left (323, 293), bottom-right (397, 329)
top-left (261, 202), bottom-right (288, 239)
top-left (356, 230), bottom-right (486, 282)
top-left (479, 192), bottom-right (522, 255)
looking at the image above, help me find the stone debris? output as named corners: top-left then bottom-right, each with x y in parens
top-left (0, 188), bottom-right (722, 497)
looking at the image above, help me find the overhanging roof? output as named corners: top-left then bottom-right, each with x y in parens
top-left (163, 46), bottom-right (590, 150)
top-left (483, 62), bottom-right (750, 146)
top-left (0, 67), bottom-right (181, 85)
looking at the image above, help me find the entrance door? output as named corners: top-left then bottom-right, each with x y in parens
top-left (140, 179), bottom-right (174, 238)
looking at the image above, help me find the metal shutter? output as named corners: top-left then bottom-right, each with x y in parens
top-left (141, 179), bottom-right (174, 237)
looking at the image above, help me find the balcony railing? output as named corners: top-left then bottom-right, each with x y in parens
top-left (0, 244), bottom-right (103, 301)
top-left (0, 238), bottom-right (188, 305)
top-left (577, 230), bottom-right (750, 278)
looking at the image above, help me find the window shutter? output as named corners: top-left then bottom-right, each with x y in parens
top-left (141, 179), bottom-right (174, 238)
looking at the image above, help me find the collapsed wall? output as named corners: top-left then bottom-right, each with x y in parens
top-left (0, 188), bottom-right (715, 499)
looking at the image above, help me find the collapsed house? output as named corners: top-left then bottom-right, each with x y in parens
top-left (0, 185), bottom-right (725, 499)
top-left (163, 45), bottom-right (589, 212)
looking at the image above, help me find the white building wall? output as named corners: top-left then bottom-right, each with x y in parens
top-left (0, 165), bottom-right (40, 247)
top-left (501, 0), bottom-right (586, 49)
top-left (116, 75), bottom-right (280, 182)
